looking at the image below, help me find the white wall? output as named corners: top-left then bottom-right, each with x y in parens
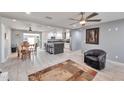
top-left (0, 20), bottom-right (1, 62)
top-left (42, 31), bottom-right (49, 48)
top-left (11, 30), bottom-right (23, 47)
top-left (70, 30), bottom-right (83, 51)
top-left (47, 31), bottom-right (63, 39)
top-left (0, 23), bottom-right (11, 63)
top-left (11, 30), bottom-right (42, 47)
top-left (66, 32), bottom-right (70, 39)
top-left (71, 19), bottom-right (124, 63)
top-left (4, 26), bottom-right (11, 60)
top-left (1, 23), bottom-right (5, 62)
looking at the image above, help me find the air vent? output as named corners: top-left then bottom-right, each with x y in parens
top-left (45, 16), bottom-right (53, 20)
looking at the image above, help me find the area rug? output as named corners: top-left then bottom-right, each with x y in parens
top-left (28, 59), bottom-right (97, 81)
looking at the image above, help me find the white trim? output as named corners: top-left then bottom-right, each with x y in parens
top-left (107, 59), bottom-right (124, 66)
top-left (1, 56), bottom-right (9, 63)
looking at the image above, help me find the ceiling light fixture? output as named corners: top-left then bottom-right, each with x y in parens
top-left (79, 20), bottom-right (86, 24)
top-left (26, 12), bottom-right (31, 15)
top-left (47, 26), bottom-right (51, 28)
top-left (45, 16), bottom-right (53, 20)
top-left (12, 19), bottom-right (16, 22)
top-left (66, 29), bottom-right (70, 32)
top-left (72, 24), bottom-right (76, 27)
top-left (29, 27), bottom-right (32, 31)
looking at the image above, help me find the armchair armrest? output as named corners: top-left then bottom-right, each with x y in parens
top-left (84, 51), bottom-right (94, 56)
top-left (0, 69), bottom-right (2, 73)
top-left (98, 54), bottom-right (106, 62)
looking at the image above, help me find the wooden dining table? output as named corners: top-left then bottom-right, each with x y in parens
top-left (17, 42), bottom-right (33, 59)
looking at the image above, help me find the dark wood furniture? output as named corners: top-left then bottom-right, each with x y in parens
top-left (17, 41), bottom-right (31, 60)
top-left (11, 47), bottom-right (17, 53)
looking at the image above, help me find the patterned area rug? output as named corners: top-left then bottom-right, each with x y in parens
top-left (28, 60), bottom-right (97, 81)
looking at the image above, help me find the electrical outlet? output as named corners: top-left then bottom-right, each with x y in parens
top-left (115, 27), bottom-right (118, 31)
top-left (108, 28), bottom-right (111, 31)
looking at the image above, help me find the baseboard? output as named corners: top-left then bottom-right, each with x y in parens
top-left (1, 59), bottom-right (6, 63)
top-left (107, 59), bottom-right (124, 65)
top-left (1, 56), bottom-right (9, 63)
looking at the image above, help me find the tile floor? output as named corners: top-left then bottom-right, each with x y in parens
top-left (0, 49), bottom-right (124, 81)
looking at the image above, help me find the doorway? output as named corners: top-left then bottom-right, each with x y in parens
top-left (23, 33), bottom-right (40, 46)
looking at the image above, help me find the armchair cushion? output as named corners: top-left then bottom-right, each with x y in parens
top-left (86, 56), bottom-right (98, 62)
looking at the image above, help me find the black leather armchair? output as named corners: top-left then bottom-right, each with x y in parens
top-left (84, 49), bottom-right (106, 70)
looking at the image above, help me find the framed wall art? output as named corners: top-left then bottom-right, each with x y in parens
top-left (86, 27), bottom-right (99, 44)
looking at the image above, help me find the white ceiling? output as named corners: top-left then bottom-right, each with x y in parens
top-left (0, 12), bottom-right (124, 31)
top-left (0, 14), bottom-right (65, 32)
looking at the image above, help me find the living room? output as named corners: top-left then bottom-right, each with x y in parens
top-left (1, 0), bottom-right (124, 93)
top-left (0, 12), bottom-right (124, 81)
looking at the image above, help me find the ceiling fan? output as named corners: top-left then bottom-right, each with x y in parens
top-left (28, 27), bottom-right (32, 31)
top-left (69, 12), bottom-right (101, 26)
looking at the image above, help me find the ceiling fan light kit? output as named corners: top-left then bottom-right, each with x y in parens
top-left (79, 20), bottom-right (86, 24)
top-left (29, 27), bottom-right (32, 31)
top-left (26, 12), bottom-right (31, 15)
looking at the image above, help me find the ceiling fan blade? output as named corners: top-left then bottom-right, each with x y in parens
top-left (86, 12), bottom-right (98, 19)
top-left (86, 19), bottom-right (101, 22)
top-left (69, 18), bottom-right (80, 21)
top-left (80, 12), bottom-right (85, 21)
top-left (69, 22), bottom-right (79, 25)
